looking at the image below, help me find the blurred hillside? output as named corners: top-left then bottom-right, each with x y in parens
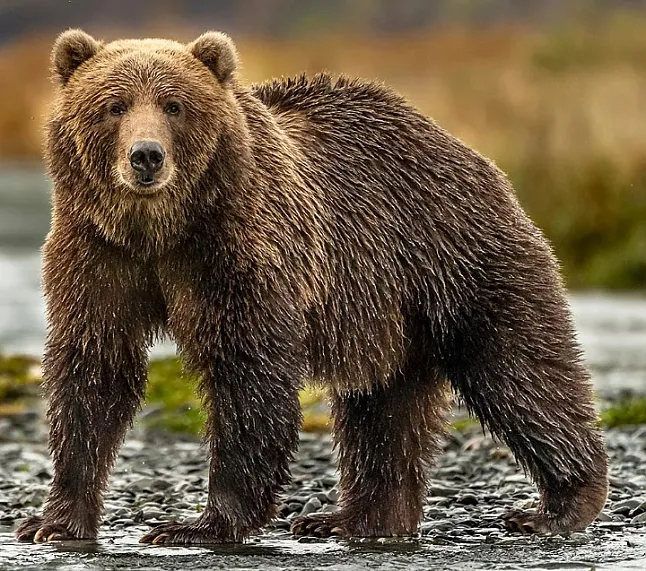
top-left (0, 3), bottom-right (645, 289)
top-left (3, 0), bottom-right (646, 43)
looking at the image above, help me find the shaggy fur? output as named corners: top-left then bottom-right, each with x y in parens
top-left (16, 29), bottom-right (608, 545)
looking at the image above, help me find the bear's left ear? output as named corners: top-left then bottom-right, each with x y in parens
top-left (188, 32), bottom-right (238, 85)
top-left (52, 29), bottom-right (102, 86)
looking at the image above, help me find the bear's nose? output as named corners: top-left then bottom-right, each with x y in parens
top-left (129, 141), bottom-right (165, 176)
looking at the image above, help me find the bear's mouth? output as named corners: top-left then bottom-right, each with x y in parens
top-left (137, 174), bottom-right (156, 187)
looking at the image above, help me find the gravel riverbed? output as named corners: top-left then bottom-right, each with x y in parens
top-left (1, 413), bottom-right (646, 570)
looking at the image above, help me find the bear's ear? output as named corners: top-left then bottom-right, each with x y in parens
top-left (51, 29), bottom-right (102, 86)
top-left (188, 32), bottom-right (238, 84)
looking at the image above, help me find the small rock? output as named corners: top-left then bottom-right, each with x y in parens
top-left (300, 497), bottom-right (322, 517)
top-left (287, 502), bottom-right (303, 513)
top-left (478, 528), bottom-right (501, 535)
top-left (313, 492), bottom-right (329, 504)
top-left (504, 474), bottom-right (528, 484)
top-left (597, 521), bottom-right (625, 531)
top-left (297, 536), bottom-right (326, 543)
top-left (429, 485), bottom-right (459, 498)
top-left (612, 498), bottom-right (643, 515)
top-left (110, 518), bottom-right (135, 527)
top-left (326, 488), bottom-right (340, 503)
top-left (420, 520), bottom-right (453, 534)
top-left (272, 518), bottom-right (291, 530)
top-left (151, 478), bottom-right (172, 491)
top-left (320, 475), bottom-right (338, 487)
top-left (0, 512), bottom-right (15, 523)
top-left (629, 500), bottom-right (646, 518)
top-left (142, 509), bottom-right (167, 521)
top-left (125, 478), bottom-right (155, 493)
top-left (457, 493), bottom-right (478, 505)
top-left (595, 511), bottom-right (614, 522)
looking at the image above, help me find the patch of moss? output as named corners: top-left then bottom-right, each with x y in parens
top-left (143, 358), bottom-right (204, 435)
top-left (143, 358), bottom-right (332, 435)
top-left (601, 397), bottom-right (646, 428)
top-left (299, 385), bottom-right (331, 433)
top-left (451, 417), bottom-right (480, 432)
top-left (0, 353), bottom-right (41, 403)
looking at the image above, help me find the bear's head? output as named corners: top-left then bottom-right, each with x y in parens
top-left (48, 29), bottom-right (246, 249)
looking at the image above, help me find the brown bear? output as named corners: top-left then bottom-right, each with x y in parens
top-left (16, 28), bottom-right (608, 545)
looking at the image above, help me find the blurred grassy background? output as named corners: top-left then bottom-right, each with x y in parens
top-left (1, 12), bottom-right (645, 288)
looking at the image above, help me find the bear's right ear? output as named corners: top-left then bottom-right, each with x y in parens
top-left (51, 29), bottom-right (102, 86)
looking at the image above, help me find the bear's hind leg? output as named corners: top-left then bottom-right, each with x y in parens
top-left (446, 295), bottom-right (608, 534)
top-left (292, 367), bottom-right (450, 538)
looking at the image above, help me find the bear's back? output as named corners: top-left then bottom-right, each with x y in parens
top-left (252, 73), bottom-right (407, 115)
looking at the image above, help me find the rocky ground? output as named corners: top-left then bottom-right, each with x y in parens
top-left (1, 412), bottom-right (646, 570)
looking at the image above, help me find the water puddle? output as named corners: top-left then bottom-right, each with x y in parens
top-left (2, 526), bottom-right (646, 571)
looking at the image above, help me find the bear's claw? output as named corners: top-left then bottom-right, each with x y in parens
top-left (503, 510), bottom-right (553, 534)
top-left (291, 513), bottom-right (347, 538)
top-left (139, 521), bottom-right (235, 545)
top-left (15, 516), bottom-right (78, 543)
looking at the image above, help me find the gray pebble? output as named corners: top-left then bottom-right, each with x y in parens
top-left (457, 493), bottom-right (478, 505)
top-left (300, 497), bottom-right (322, 517)
top-left (597, 521), bottom-right (626, 531)
top-left (629, 500), bottom-right (646, 517)
top-left (596, 511), bottom-right (615, 522)
top-left (612, 498), bottom-right (643, 515)
top-left (420, 520), bottom-right (453, 534)
top-left (110, 518), bottom-right (136, 527)
top-left (429, 485), bottom-right (459, 497)
top-left (320, 475), bottom-right (338, 487)
top-left (326, 488), bottom-right (340, 503)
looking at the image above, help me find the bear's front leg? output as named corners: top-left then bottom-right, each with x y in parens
top-left (16, 234), bottom-right (161, 543)
top-left (141, 288), bottom-right (305, 545)
top-left (15, 338), bottom-right (148, 542)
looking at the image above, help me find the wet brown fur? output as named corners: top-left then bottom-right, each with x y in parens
top-left (16, 29), bottom-right (608, 545)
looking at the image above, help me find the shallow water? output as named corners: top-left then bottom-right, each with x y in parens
top-left (1, 526), bottom-right (645, 571)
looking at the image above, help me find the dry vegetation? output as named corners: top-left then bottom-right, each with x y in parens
top-left (1, 15), bottom-right (644, 287)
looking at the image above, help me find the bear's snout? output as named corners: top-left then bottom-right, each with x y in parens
top-left (129, 141), bottom-right (166, 185)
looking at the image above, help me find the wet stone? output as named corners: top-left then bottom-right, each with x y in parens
top-left (629, 500), bottom-right (646, 517)
top-left (596, 511), bottom-right (615, 522)
top-left (429, 484), bottom-right (459, 497)
top-left (612, 498), bottom-right (643, 512)
top-left (457, 493), bottom-right (478, 505)
top-left (597, 521), bottom-right (626, 531)
top-left (420, 520), bottom-right (453, 534)
top-left (300, 497), bottom-right (322, 517)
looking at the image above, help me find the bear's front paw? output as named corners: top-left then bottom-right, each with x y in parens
top-left (139, 521), bottom-right (238, 545)
top-left (15, 516), bottom-right (79, 543)
top-left (503, 510), bottom-right (553, 534)
top-left (291, 513), bottom-right (347, 538)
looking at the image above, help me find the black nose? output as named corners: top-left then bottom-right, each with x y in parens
top-left (129, 141), bottom-right (165, 176)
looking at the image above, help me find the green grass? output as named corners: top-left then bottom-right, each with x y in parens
top-left (143, 358), bottom-right (330, 435)
top-left (3, 353), bottom-right (646, 434)
top-left (144, 358), bottom-right (205, 434)
top-left (0, 353), bottom-right (41, 408)
top-left (600, 397), bottom-right (646, 428)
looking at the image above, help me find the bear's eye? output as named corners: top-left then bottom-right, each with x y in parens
top-left (108, 102), bottom-right (126, 117)
top-left (164, 102), bottom-right (181, 116)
